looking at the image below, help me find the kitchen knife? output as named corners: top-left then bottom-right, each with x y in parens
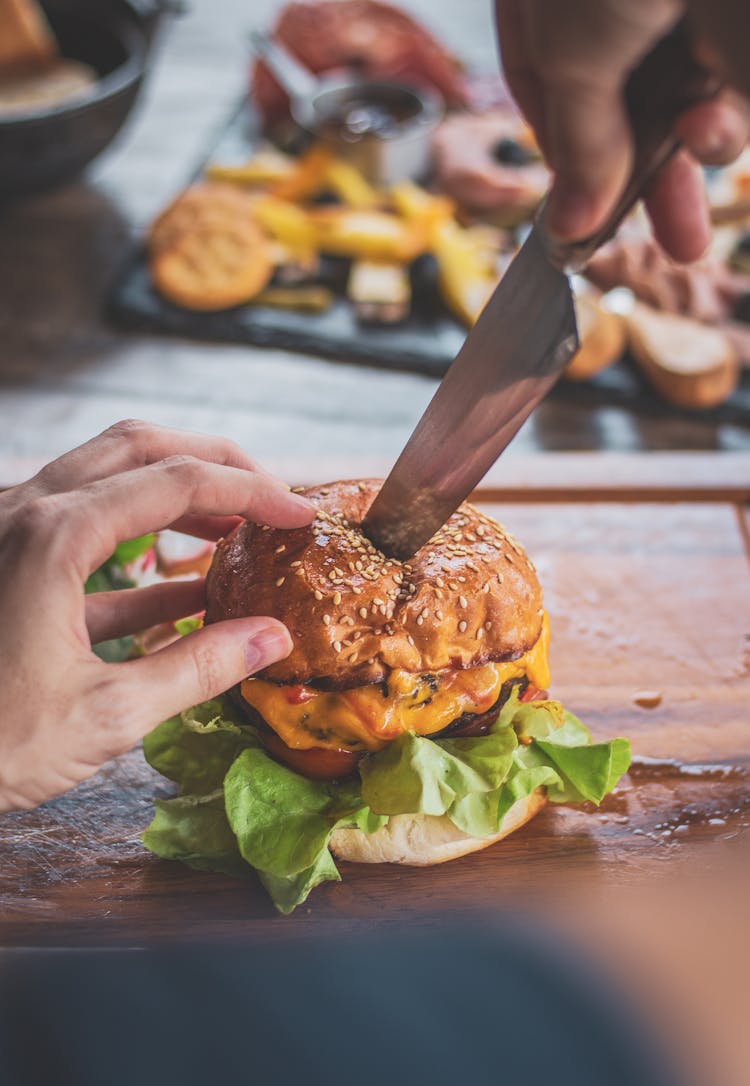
top-left (362, 18), bottom-right (718, 560)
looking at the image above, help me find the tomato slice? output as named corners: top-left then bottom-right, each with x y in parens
top-left (260, 729), bottom-right (361, 781)
top-left (520, 684), bottom-right (547, 702)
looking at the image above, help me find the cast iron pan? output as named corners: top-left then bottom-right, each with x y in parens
top-left (0, 0), bottom-right (176, 200)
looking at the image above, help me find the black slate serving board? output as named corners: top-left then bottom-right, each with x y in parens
top-left (109, 98), bottom-right (750, 428)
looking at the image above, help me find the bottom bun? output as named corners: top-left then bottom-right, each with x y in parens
top-left (330, 789), bottom-right (546, 866)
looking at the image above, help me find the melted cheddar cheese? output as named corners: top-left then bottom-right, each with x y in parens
top-left (241, 614), bottom-right (550, 753)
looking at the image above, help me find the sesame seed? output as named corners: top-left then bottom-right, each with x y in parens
top-left (483, 582), bottom-right (490, 593)
top-left (458, 576), bottom-right (466, 583)
top-left (416, 616), bottom-right (424, 626)
top-left (320, 488), bottom-right (329, 495)
top-left (342, 616), bottom-right (354, 627)
top-left (435, 577), bottom-right (445, 589)
top-left (275, 544), bottom-right (286, 555)
top-left (334, 567), bottom-right (344, 577)
top-left (458, 620), bottom-right (467, 633)
top-left (497, 572), bottom-right (504, 583)
top-left (314, 590), bottom-right (323, 601)
top-left (328, 571), bottom-right (337, 581)
top-left (485, 621), bottom-right (492, 630)
top-left (407, 635), bottom-right (415, 646)
top-left (290, 560), bottom-right (302, 568)
top-left (476, 627), bottom-right (484, 640)
top-left (275, 576), bottom-right (285, 587)
top-left (459, 596), bottom-right (468, 609)
top-left (352, 586), bottom-right (362, 595)
top-left (476, 526), bottom-right (485, 537)
top-left (333, 641), bottom-right (342, 652)
top-left (261, 525), bottom-right (271, 531)
top-left (295, 566), bottom-right (305, 576)
top-left (379, 604), bottom-right (387, 616)
top-left (436, 609), bottom-right (444, 620)
top-left (448, 581), bottom-right (458, 591)
top-left (333, 591), bottom-right (342, 605)
top-left (506, 554), bottom-right (514, 563)
top-left (357, 482), bottom-right (366, 492)
top-left (350, 653), bottom-right (359, 663)
top-left (323, 614), bottom-right (331, 625)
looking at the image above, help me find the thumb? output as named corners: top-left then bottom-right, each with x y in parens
top-left (543, 77), bottom-right (633, 242)
top-left (110, 616), bottom-right (292, 742)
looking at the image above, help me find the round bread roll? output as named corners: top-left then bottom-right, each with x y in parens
top-left (331, 789), bottom-right (546, 865)
top-left (206, 479), bottom-right (544, 689)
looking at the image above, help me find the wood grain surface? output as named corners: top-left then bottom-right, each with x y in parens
top-left (1, 486), bottom-right (748, 946)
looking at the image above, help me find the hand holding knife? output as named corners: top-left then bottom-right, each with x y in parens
top-left (362, 18), bottom-right (719, 560)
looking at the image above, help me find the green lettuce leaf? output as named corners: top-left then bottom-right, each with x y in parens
top-left (141, 685), bottom-right (630, 914)
top-left (142, 790), bottom-right (246, 878)
top-left (259, 850), bottom-right (342, 916)
top-left (143, 697), bottom-right (256, 795)
top-left (359, 725), bottom-right (517, 817)
top-left (224, 747), bottom-right (386, 879)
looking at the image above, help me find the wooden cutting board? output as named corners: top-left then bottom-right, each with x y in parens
top-left (1, 454), bottom-right (748, 945)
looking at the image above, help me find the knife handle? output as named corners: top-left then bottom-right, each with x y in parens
top-left (544, 16), bottom-right (720, 272)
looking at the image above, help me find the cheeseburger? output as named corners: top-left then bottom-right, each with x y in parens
top-left (143, 480), bottom-right (629, 912)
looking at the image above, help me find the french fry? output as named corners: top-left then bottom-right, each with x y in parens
top-left (347, 261), bottom-right (411, 323)
top-left (310, 208), bottom-right (426, 263)
top-left (271, 145), bottom-right (334, 201)
top-left (252, 194), bottom-right (318, 250)
top-left (206, 148), bottom-right (295, 187)
top-left (253, 286), bottom-right (334, 313)
top-left (390, 179), bottom-right (454, 226)
top-left (431, 218), bottom-right (499, 326)
top-left (323, 157), bottom-right (381, 209)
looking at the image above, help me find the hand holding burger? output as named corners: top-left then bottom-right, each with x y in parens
top-left (0, 420), bottom-right (314, 813)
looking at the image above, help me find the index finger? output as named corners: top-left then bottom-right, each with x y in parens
top-left (31, 458), bottom-right (315, 580)
top-left (34, 419), bottom-right (272, 495)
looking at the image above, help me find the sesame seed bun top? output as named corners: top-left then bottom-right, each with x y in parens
top-left (205, 479), bottom-right (544, 689)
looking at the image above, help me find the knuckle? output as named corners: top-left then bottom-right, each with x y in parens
top-left (107, 418), bottom-right (150, 442)
top-left (89, 675), bottom-right (139, 757)
top-left (191, 643), bottom-right (225, 701)
top-left (13, 493), bottom-right (70, 540)
top-left (105, 418), bottom-right (153, 461)
top-left (162, 454), bottom-right (203, 484)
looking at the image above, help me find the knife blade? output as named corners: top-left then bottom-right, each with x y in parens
top-left (362, 225), bottom-right (578, 559)
top-left (362, 17), bottom-right (718, 560)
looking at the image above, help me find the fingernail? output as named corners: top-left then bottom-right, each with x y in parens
top-left (286, 492), bottom-right (316, 516)
top-left (546, 188), bottom-right (596, 241)
top-left (245, 622), bottom-right (293, 673)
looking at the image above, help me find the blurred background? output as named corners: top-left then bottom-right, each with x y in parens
top-left (1, 0), bottom-right (750, 478)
